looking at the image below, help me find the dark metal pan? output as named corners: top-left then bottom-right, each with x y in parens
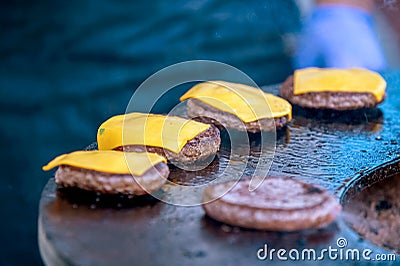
top-left (38, 76), bottom-right (400, 265)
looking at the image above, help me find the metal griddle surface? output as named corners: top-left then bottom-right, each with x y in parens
top-left (39, 71), bottom-right (400, 265)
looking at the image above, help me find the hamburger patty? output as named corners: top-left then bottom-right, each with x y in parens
top-left (186, 99), bottom-right (289, 133)
top-left (280, 75), bottom-right (383, 110)
top-left (55, 162), bottom-right (169, 195)
top-left (202, 177), bottom-right (341, 231)
top-left (116, 125), bottom-right (220, 163)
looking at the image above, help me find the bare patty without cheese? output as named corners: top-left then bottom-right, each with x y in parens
top-left (55, 163), bottom-right (169, 195)
top-left (280, 75), bottom-right (385, 110)
top-left (115, 125), bottom-right (220, 163)
top-left (202, 177), bottom-right (341, 231)
top-left (187, 99), bottom-right (289, 133)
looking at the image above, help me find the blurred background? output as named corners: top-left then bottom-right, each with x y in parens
top-left (0, 0), bottom-right (399, 264)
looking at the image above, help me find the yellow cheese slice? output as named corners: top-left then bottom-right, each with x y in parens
top-left (42, 150), bottom-right (166, 176)
top-left (97, 113), bottom-right (211, 153)
top-left (293, 68), bottom-right (386, 102)
top-left (179, 81), bottom-right (292, 123)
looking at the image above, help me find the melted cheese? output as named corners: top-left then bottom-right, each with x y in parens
top-left (97, 113), bottom-right (210, 153)
top-left (180, 81), bottom-right (292, 122)
top-left (42, 150), bottom-right (166, 176)
top-left (294, 68), bottom-right (386, 102)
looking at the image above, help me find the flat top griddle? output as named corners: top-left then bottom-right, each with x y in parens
top-left (39, 71), bottom-right (400, 265)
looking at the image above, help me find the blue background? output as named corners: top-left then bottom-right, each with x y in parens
top-left (0, 1), bottom-right (300, 264)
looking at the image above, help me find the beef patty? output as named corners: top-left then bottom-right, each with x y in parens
top-left (116, 125), bottom-right (220, 163)
top-left (280, 75), bottom-right (384, 110)
top-left (55, 162), bottom-right (169, 195)
top-left (202, 176), bottom-right (341, 231)
top-left (186, 98), bottom-right (289, 133)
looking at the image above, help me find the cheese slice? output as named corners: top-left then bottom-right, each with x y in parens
top-left (97, 113), bottom-right (211, 153)
top-left (42, 150), bottom-right (166, 176)
top-left (294, 68), bottom-right (386, 102)
top-left (180, 81), bottom-right (292, 122)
